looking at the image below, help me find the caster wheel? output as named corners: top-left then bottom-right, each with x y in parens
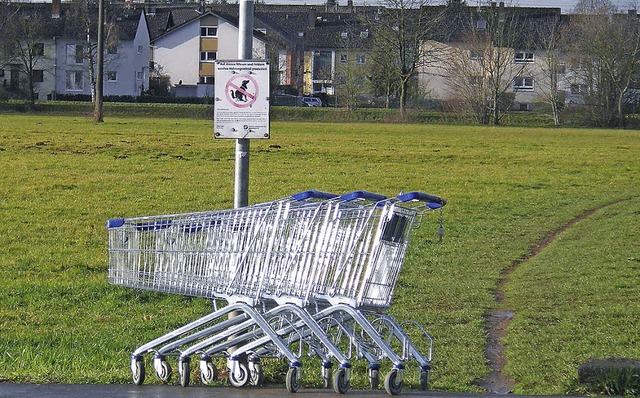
top-left (154, 358), bottom-right (172, 383)
top-left (420, 368), bottom-right (430, 390)
top-left (249, 360), bottom-right (263, 386)
top-left (179, 360), bottom-right (190, 387)
top-left (333, 367), bottom-right (350, 394)
top-left (369, 368), bottom-right (380, 390)
top-left (200, 359), bottom-right (218, 385)
top-left (322, 365), bottom-right (332, 389)
top-left (384, 368), bottom-right (403, 396)
top-left (229, 361), bottom-right (250, 388)
top-left (131, 357), bottom-right (145, 385)
top-left (286, 366), bottom-right (300, 393)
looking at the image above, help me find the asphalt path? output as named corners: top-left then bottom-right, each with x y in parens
top-left (0, 383), bottom-right (479, 398)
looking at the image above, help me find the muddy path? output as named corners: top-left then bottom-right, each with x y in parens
top-left (481, 199), bottom-right (628, 394)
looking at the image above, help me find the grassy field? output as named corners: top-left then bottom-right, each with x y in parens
top-left (0, 114), bottom-right (638, 394)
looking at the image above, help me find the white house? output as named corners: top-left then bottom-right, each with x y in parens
top-left (53, 8), bottom-right (151, 99)
top-left (151, 10), bottom-right (266, 98)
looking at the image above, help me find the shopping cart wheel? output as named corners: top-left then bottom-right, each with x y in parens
top-left (179, 359), bottom-right (190, 387)
top-left (419, 368), bottom-right (430, 390)
top-left (153, 356), bottom-right (172, 383)
top-left (333, 368), bottom-right (350, 394)
top-left (249, 360), bottom-right (263, 386)
top-left (200, 358), bottom-right (218, 385)
top-left (322, 362), bottom-right (333, 389)
top-left (384, 368), bottom-right (403, 396)
top-left (130, 356), bottom-right (145, 385)
top-left (369, 368), bottom-right (380, 390)
top-left (228, 361), bottom-right (250, 388)
top-left (285, 366), bottom-right (300, 393)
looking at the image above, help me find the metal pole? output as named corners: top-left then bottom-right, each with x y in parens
top-left (234, 0), bottom-right (254, 209)
top-left (94, 0), bottom-right (104, 122)
top-left (228, 0), bottom-right (255, 357)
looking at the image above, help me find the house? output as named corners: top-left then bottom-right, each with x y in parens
top-left (0, 0), bottom-right (150, 101)
top-left (148, 7), bottom-right (267, 98)
top-left (54, 6), bottom-right (151, 99)
top-left (418, 4), bottom-right (566, 112)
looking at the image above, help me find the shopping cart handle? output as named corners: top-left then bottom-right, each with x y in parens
top-left (341, 190), bottom-right (387, 202)
top-left (292, 190), bottom-right (338, 201)
top-left (397, 192), bottom-right (447, 207)
top-left (106, 218), bottom-right (125, 229)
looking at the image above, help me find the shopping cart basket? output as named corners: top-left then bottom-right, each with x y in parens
top-left (106, 189), bottom-right (445, 395)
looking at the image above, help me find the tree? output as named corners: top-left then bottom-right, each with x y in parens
top-left (0, 4), bottom-right (52, 108)
top-left (566, 4), bottom-right (640, 127)
top-left (533, 12), bottom-right (564, 125)
top-left (63, 0), bottom-right (119, 106)
top-left (442, 2), bottom-right (528, 125)
top-left (366, 0), bottom-right (444, 117)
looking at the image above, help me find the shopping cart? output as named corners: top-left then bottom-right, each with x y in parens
top-left (107, 189), bottom-right (445, 395)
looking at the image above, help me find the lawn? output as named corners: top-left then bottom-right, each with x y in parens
top-left (0, 114), bottom-right (638, 394)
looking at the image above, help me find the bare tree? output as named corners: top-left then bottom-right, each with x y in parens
top-left (442, 2), bottom-right (528, 125)
top-left (534, 13), bottom-right (564, 125)
top-left (366, 0), bottom-right (444, 117)
top-left (566, 4), bottom-right (640, 127)
top-left (63, 0), bottom-right (118, 105)
top-left (0, 4), bottom-right (52, 107)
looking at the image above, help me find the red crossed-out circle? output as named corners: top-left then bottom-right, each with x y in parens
top-left (225, 74), bottom-right (259, 108)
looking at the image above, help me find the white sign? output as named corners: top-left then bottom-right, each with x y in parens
top-left (214, 60), bottom-right (270, 139)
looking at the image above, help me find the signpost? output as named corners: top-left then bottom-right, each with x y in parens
top-left (214, 60), bottom-right (270, 140)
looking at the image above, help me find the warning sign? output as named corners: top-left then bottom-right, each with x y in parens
top-left (214, 60), bottom-right (270, 139)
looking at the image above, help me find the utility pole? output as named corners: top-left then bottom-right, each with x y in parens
top-left (234, 0), bottom-right (254, 208)
top-left (94, 0), bottom-right (104, 122)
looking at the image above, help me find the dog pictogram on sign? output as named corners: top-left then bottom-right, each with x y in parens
top-left (225, 74), bottom-right (258, 108)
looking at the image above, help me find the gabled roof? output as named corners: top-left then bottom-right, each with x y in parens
top-left (148, 6), bottom-right (266, 43)
top-left (0, 1), bottom-right (145, 42)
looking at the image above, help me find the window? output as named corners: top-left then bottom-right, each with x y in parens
top-left (339, 54), bottom-right (348, 64)
top-left (200, 51), bottom-right (217, 62)
top-left (360, 31), bottom-right (369, 38)
top-left (570, 84), bottom-right (588, 95)
top-left (33, 43), bottom-right (45, 56)
top-left (107, 71), bottom-right (117, 82)
top-left (470, 50), bottom-right (483, 60)
top-left (518, 103), bottom-right (530, 111)
top-left (0, 69), bottom-right (4, 78)
top-left (514, 76), bottom-right (534, 91)
top-left (201, 26), bottom-right (218, 37)
top-left (514, 51), bottom-right (534, 63)
top-left (355, 54), bottom-right (366, 65)
top-left (341, 32), bottom-right (348, 38)
top-left (32, 70), bottom-right (44, 83)
top-left (476, 19), bottom-right (487, 30)
top-left (137, 45), bottom-right (143, 54)
top-left (65, 70), bottom-right (83, 91)
top-left (136, 71), bottom-right (143, 80)
top-left (199, 76), bottom-right (214, 84)
top-left (67, 45), bottom-right (84, 64)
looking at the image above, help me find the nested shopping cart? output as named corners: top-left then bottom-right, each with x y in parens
top-left (107, 189), bottom-right (445, 395)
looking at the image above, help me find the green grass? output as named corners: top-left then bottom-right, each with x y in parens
top-left (0, 114), bottom-right (638, 393)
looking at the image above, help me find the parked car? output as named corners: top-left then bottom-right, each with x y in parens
top-left (301, 96), bottom-right (322, 107)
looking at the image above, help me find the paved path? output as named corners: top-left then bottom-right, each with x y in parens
top-left (0, 383), bottom-right (473, 398)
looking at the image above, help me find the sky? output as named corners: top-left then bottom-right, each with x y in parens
top-left (259, 0), bottom-right (637, 13)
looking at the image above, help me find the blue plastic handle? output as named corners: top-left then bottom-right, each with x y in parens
top-left (397, 192), bottom-right (446, 207)
top-left (106, 218), bottom-right (125, 229)
top-left (340, 190), bottom-right (388, 202)
top-left (292, 190), bottom-right (338, 201)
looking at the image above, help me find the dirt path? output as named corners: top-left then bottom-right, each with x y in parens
top-left (481, 200), bottom-right (627, 394)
